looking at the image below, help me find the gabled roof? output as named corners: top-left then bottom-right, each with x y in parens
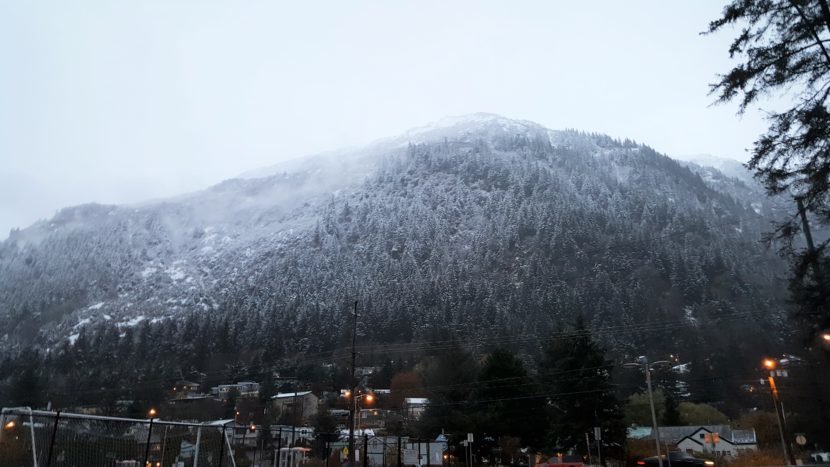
top-left (628, 425), bottom-right (757, 445)
top-left (676, 427), bottom-right (737, 448)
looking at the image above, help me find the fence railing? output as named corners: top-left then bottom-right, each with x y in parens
top-left (0, 407), bottom-right (448, 467)
top-left (0, 407), bottom-right (238, 467)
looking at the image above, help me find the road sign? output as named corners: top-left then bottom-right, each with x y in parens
top-left (796, 434), bottom-right (807, 446)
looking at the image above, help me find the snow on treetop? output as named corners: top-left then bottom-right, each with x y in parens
top-left (394, 112), bottom-right (558, 145)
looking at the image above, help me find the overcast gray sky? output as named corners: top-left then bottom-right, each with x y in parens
top-left (0, 1), bottom-right (771, 237)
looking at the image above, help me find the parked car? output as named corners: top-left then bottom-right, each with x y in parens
top-left (637, 452), bottom-right (715, 467)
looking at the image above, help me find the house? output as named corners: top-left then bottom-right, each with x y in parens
top-left (228, 422), bottom-right (259, 447)
top-left (173, 380), bottom-right (201, 396)
top-left (271, 391), bottom-right (319, 422)
top-left (676, 426), bottom-right (758, 457)
top-left (629, 425), bottom-right (758, 457)
top-left (210, 381), bottom-right (260, 399)
top-left (172, 380), bottom-right (204, 400)
top-left (356, 366), bottom-right (381, 378)
top-left (404, 397), bottom-right (429, 420)
top-left (358, 408), bottom-right (395, 429)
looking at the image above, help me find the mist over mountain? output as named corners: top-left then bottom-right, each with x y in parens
top-left (0, 114), bottom-right (790, 399)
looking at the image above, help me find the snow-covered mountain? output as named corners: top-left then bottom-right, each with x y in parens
top-left (0, 114), bottom-right (788, 365)
top-left (675, 154), bottom-right (791, 219)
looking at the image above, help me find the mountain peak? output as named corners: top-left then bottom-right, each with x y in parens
top-left (397, 112), bottom-right (554, 144)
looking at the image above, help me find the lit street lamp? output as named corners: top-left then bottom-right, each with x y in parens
top-left (624, 356), bottom-right (670, 467)
top-left (351, 392), bottom-right (375, 433)
top-left (762, 358), bottom-right (794, 466)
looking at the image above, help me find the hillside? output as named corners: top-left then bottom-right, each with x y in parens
top-left (0, 114), bottom-right (790, 405)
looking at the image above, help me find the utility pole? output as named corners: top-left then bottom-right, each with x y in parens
top-left (348, 301), bottom-right (359, 467)
top-left (764, 358), bottom-right (795, 466)
top-left (645, 362), bottom-right (662, 467)
top-left (584, 433), bottom-right (593, 466)
top-left (624, 357), bottom-right (669, 467)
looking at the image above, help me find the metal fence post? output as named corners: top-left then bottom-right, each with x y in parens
top-left (326, 441), bottom-right (331, 467)
top-left (397, 436), bottom-right (402, 467)
top-left (143, 417), bottom-right (155, 467)
top-left (219, 424), bottom-right (227, 467)
top-left (363, 434), bottom-right (368, 467)
top-left (427, 439), bottom-right (431, 467)
top-left (25, 407), bottom-right (39, 467)
top-left (276, 427), bottom-right (283, 467)
top-left (193, 426), bottom-right (202, 467)
top-left (45, 410), bottom-right (61, 467)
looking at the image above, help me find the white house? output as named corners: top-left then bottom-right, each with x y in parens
top-left (210, 381), bottom-right (260, 399)
top-left (404, 398), bottom-right (429, 420)
top-left (629, 425), bottom-right (758, 457)
top-left (271, 391), bottom-right (320, 422)
top-left (675, 426), bottom-right (758, 457)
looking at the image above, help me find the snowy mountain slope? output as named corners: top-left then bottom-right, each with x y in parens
top-left (0, 114), bottom-right (789, 363)
top-left (675, 154), bottom-right (792, 218)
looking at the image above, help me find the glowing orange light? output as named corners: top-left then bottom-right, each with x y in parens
top-left (148, 408), bottom-right (157, 417)
top-left (822, 333), bottom-right (830, 343)
top-left (365, 394), bottom-right (375, 403)
top-left (4, 420), bottom-right (15, 429)
top-left (763, 358), bottom-right (777, 370)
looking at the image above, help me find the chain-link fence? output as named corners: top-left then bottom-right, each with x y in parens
top-left (0, 407), bottom-right (239, 467)
top-left (0, 408), bottom-right (449, 467)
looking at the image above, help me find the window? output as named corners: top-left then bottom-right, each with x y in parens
top-left (699, 434), bottom-right (705, 439)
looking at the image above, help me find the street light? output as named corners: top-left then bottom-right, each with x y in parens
top-left (763, 357), bottom-right (794, 466)
top-left (624, 356), bottom-right (670, 467)
top-left (349, 392), bottom-right (375, 434)
top-left (358, 393), bottom-right (375, 433)
top-left (148, 408), bottom-right (157, 418)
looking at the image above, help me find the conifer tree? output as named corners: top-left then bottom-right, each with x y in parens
top-left (539, 318), bottom-right (625, 458)
top-left (709, 0), bottom-right (830, 336)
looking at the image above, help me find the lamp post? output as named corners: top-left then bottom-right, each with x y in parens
top-left (353, 393), bottom-right (375, 434)
top-left (143, 408), bottom-right (157, 467)
top-left (624, 356), bottom-right (669, 467)
top-left (346, 390), bottom-right (374, 465)
top-left (763, 358), bottom-right (794, 466)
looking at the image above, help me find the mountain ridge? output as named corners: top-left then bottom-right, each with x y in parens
top-left (0, 115), bottom-right (788, 369)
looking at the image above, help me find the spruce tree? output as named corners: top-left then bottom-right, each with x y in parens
top-left (709, 0), bottom-right (830, 337)
top-left (539, 318), bottom-right (625, 459)
top-left (472, 348), bottom-right (546, 449)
